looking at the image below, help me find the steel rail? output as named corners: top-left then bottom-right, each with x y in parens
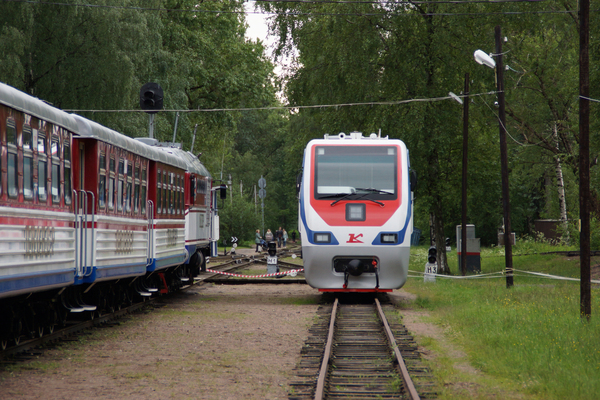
top-left (314, 297), bottom-right (338, 400)
top-left (375, 298), bottom-right (421, 400)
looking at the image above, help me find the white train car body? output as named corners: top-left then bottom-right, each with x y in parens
top-left (299, 132), bottom-right (413, 292)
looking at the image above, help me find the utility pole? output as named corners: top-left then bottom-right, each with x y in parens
top-left (495, 26), bottom-right (513, 288)
top-left (579, 0), bottom-right (591, 319)
top-left (461, 73), bottom-right (470, 276)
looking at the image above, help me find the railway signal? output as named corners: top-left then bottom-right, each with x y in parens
top-left (139, 83), bottom-right (163, 113)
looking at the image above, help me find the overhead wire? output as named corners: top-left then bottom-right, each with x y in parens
top-left (64, 91), bottom-right (499, 113)
top-left (0, 0), bottom-right (587, 17)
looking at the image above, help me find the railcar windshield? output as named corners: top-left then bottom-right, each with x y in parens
top-left (314, 145), bottom-right (398, 200)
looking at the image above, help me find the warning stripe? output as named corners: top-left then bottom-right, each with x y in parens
top-left (206, 269), bottom-right (304, 278)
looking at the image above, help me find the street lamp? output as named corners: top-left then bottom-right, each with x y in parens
top-left (474, 25), bottom-right (514, 288)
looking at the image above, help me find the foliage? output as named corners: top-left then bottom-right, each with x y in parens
top-left (260, 0), bottom-right (598, 247)
top-left (406, 245), bottom-right (600, 399)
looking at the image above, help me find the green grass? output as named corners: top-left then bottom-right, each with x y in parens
top-left (404, 242), bottom-right (600, 400)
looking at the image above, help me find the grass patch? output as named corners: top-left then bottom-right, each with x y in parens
top-left (279, 296), bottom-right (321, 305)
top-left (404, 243), bottom-right (600, 400)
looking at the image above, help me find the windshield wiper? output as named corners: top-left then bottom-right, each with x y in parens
top-left (355, 187), bottom-right (394, 195)
top-left (318, 192), bottom-right (354, 199)
top-left (330, 193), bottom-right (355, 206)
top-left (331, 192), bottom-right (385, 207)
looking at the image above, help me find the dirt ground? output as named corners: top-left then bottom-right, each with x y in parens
top-left (0, 254), bottom-right (474, 400)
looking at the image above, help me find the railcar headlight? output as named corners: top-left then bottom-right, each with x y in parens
top-left (380, 233), bottom-right (398, 244)
top-left (314, 233), bottom-right (331, 243)
top-left (346, 203), bottom-right (366, 221)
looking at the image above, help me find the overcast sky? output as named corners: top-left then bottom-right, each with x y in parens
top-left (244, 1), bottom-right (271, 44)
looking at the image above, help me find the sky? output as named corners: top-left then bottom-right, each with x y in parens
top-left (244, 1), bottom-right (272, 45)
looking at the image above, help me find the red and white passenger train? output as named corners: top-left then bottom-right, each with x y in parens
top-left (0, 82), bottom-right (221, 347)
top-left (298, 131), bottom-right (414, 292)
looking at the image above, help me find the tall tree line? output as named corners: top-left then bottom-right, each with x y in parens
top-left (260, 0), bottom-right (600, 270)
top-left (0, 0), bottom-right (297, 243)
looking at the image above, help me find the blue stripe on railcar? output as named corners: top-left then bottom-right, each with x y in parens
top-left (0, 269), bottom-right (74, 297)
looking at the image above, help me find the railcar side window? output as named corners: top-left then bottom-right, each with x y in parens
top-left (177, 176), bottom-right (183, 214)
top-left (50, 134), bottom-right (60, 203)
top-left (162, 171), bottom-right (167, 214)
top-left (190, 176), bottom-right (196, 203)
top-left (108, 157), bottom-right (115, 210)
top-left (157, 169), bottom-right (162, 213)
top-left (117, 159), bottom-right (124, 212)
top-left (133, 164), bottom-right (140, 213)
top-left (167, 173), bottom-right (171, 214)
top-left (23, 124), bottom-right (33, 200)
top-left (98, 152), bottom-right (106, 208)
top-left (141, 167), bottom-right (147, 215)
top-left (38, 132), bottom-right (47, 201)
top-left (126, 160), bottom-right (132, 212)
top-left (7, 120), bottom-right (18, 198)
top-left (64, 139), bottom-right (71, 205)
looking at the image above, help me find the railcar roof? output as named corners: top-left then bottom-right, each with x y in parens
top-left (71, 114), bottom-right (188, 170)
top-left (0, 82), bottom-right (80, 133)
top-left (157, 146), bottom-right (212, 178)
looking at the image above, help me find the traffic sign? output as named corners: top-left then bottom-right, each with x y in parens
top-left (258, 188), bottom-right (266, 199)
top-left (258, 176), bottom-right (266, 189)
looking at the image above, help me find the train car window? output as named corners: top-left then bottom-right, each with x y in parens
top-left (162, 171), bottom-right (167, 214)
top-left (38, 131), bottom-right (47, 201)
top-left (7, 120), bottom-right (18, 198)
top-left (51, 162), bottom-right (60, 203)
top-left (50, 134), bottom-right (60, 204)
top-left (98, 152), bottom-right (106, 208)
top-left (64, 139), bottom-right (71, 205)
top-left (190, 176), bottom-right (196, 203)
top-left (6, 120), bottom-right (16, 145)
top-left (156, 169), bottom-right (162, 213)
top-left (108, 157), bottom-right (115, 210)
top-left (23, 125), bottom-right (32, 149)
top-left (167, 173), bottom-right (173, 215)
top-left (177, 175), bottom-right (182, 214)
top-left (125, 160), bottom-right (132, 212)
top-left (141, 185), bottom-right (147, 215)
top-left (141, 166), bottom-right (147, 215)
top-left (117, 159), bottom-right (124, 212)
top-left (51, 135), bottom-right (59, 158)
top-left (23, 125), bottom-right (33, 200)
top-left (133, 164), bottom-right (140, 213)
top-left (180, 177), bottom-right (185, 212)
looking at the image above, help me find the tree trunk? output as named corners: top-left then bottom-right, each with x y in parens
top-left (554, 123), bottom-right (569, 242)
top-left (430, 210), bottom-right (449, 274)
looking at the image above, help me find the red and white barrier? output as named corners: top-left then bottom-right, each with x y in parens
top-left (205, 269), bottom-right (304, 278)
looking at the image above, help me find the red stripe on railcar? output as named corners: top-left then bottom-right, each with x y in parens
top-left (0, 216), bottom-right (73, 227)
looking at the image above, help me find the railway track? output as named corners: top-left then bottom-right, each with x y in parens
top-left (290, 297), bottom-right (437, 400)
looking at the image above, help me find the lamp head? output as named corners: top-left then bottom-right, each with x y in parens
top-left (448, 92), bottom-right (463, 105)
top-left (474, 50), bottom-right (496, 69)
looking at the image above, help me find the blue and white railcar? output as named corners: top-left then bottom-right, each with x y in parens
top-left (298, 131), bottom-right (414, 292)
top-left (0, 82), bottom-right (79, 300)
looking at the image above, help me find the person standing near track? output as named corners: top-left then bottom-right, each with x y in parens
top-left (276, 227), bottom-right (283, 248)
top-left (255, 229), bottom-right (262, 253)
top-left (283, 229), bottom-right (288, 247)
top-left (265, 229), bottom-right (273, 242)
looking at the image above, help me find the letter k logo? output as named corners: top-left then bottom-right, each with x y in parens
top-left (347, 233), bottom-right (364, 243)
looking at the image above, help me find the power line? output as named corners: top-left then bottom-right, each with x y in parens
top-left (0, 0), bottom-right (585, 17)
top-left (65, 91), bottom-right (498, 113)
top-left (252, 0), bottom-right (545, 4)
